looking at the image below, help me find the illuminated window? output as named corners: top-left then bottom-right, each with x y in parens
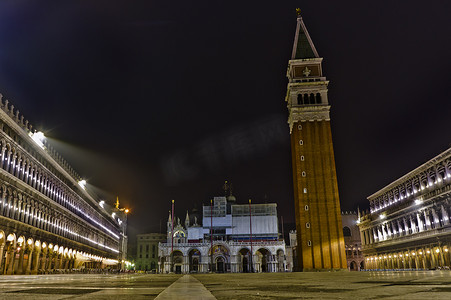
top-left (301, 156), bottom-right (304, 161)
top-left (303, 188), bottom-right (307, 193)
top-left (302, 171), bottom-right (306, 177)
top-left (306, 222), bottom-right (310, 228)
top-left (298, 124), bottom-right (302, 130)
top-left (307, 240), bottom-right (312, 246)
top-left (299, 140), bottom-right (303, 145)
top-left (305, 205), bottom-right (309, 211)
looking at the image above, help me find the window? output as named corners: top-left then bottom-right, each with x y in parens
top-left (297, 94), bottom-right (303, 105)
top-left (303, 188), bottom-right (307, 193)
top-left (302, 171), bottom-right (306, 177)
top-left (305, 205), bottom-right (309, 211)
top-left (307, 240), bottom-right (312, 246)
top-left (299, 140), bottom-right (303, 145)
top-left (343, 226), bottom-right (352, 237)
top-left (146, 245), bottom-right (149, 252)
top-left (146, 254), bottom-right (149, 258)
top-left (152, 245), bottom-right (156, 253)
top-left (298, 124), bottom-right (302, 130)
top-left (315, 93), bottom-right (322, 104)
top-left (301, 156), bottom-right (304, 161)
top-left (139, 245), bottom-right (142, 253)
top-left (306, 222), bottom-right (310, 228)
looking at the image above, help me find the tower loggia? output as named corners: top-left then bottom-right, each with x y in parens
top-left (286, 11), bottom-right (346, 271)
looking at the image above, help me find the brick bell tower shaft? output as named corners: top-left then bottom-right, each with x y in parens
top-left (286, 11), bottom-right (347, 271)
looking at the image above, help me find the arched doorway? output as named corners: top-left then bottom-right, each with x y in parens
top-left (239, 248), bottom-right (251, 273)
top-left (360, 261), bottom-right (364, 271)
top-left (216, 257), bottom-right (225, 273)
top-left (188, 249), bottom-right (200, 273)
top-left (209, 244), bottom-right (229, 273)
top-left (350, 261), bottom-right (357, 271)
top-left (256, 248), bottom-right (270, 272)
top-left (172, 251), bottom-right (183, 274)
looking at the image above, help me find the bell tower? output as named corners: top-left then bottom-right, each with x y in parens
top-left (286, 11), bottom-right (346, 271)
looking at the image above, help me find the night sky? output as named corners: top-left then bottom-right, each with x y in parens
top-left (0, 1), bottom-right (450, 241)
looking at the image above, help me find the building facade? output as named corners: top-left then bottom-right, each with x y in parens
top-left (286, 11), bottom-right (346, 270)
top-left (136, 233), bottom-right (166, 272)
top-left (0, 94), bottom-right (127, 275)
top-left (159, 194), bottom-right (286, 273)
top-left (342, 211), bottom-right (364, 271)
top-left (358, 147), bottom-right (451, 270)
top-left (286, 212), bottom-right (364, 271)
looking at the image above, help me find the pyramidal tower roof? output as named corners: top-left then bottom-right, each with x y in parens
top-left (291, 11), bottom-right (319, 60)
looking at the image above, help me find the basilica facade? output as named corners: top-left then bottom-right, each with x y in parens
top-left (0, 94), bottom-right (127, 275)
top-left (158, 194), bottom-right (286, 273)
top-left (358, 147), bottom-right (451, 270)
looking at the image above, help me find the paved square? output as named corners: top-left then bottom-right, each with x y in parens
top-left (0, 271), bottom-right (451, 299)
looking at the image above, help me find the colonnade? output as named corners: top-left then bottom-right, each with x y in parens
top-left (365, 244), bottom-right (450, 270)
top-left (0, 231), bottom-right (110, 275)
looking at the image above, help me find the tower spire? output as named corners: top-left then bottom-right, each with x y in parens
top-left (291, 9), bottom-right (319, 60)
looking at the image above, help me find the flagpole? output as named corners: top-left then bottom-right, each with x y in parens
top-left (171, 199), bottom-right (174, 270)
top-left (210, 199), bottom-right (213, 272)
top-left (249, 199), bottom-right (253, 273)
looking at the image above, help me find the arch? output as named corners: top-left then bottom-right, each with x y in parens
top-left (215, 256), bottom-right (225, 273)
top-left (255, 248), bottom-right (271, 272)
top-left (297, 94), bottom-right (303, 105)
top-left (350, 261), bottom-right (357, 271)
top-left (171, 250), bottom-right (183, 274)
top-left (188, 248), bottom-right (201, 273)
top-left (239, 248), bottom-right (251, 273)
top-left (343, 226), bottom-right (352, 237)
top-left (315, 93), bottom-right (322, 104)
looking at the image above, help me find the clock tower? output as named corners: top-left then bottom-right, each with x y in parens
top-left (286, 12), bottom-right (347, 271)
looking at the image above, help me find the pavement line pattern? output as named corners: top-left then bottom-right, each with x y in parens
top-left (155, 275), bottom-right (217, 300)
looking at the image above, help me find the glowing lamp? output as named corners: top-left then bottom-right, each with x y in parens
top-left (30, 131), bottom-right (45, 148)
top-left (78, 180), bottom-right (87, 190)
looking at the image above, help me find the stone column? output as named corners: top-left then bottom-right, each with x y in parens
top-left (183, 256), bottom-right (189, 274)
top-left (441, 205), bottom-right (449, 226)
top-left (6, 248), bottom-right (15, 275)
top-left (25, 249), bottom-right (33, 274)
top-left (409, 215), bottom-right (416, 233)
top-left (431, 208), bottom-right (440, 228)
top-left (424, 211), bottom-right (432, 230)
top-left (416, 214), bottom-right (424, 232)
top-left (0, 244), bottom-right (4, 275)
top-left (16, 247), bottom-right (25, 274)
top-left (31, 249), bottom-right (40, 275)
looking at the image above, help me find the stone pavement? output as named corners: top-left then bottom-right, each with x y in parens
top-left (155, 275), bottom-right (216, 300)
top-left (0, 271), bottom-right (451, 299)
